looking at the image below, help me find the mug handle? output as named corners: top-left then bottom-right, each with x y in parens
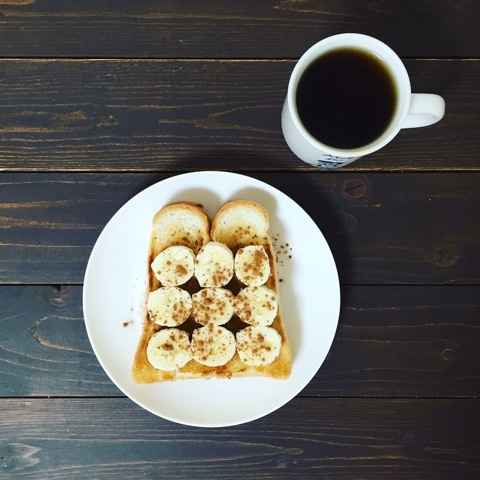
top-left (402, 93), bottom-right (445, 128)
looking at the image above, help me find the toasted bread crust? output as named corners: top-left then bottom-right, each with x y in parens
top-left (211, 200), bottom-right (270, 248)
top-left (151, 202), bottom-right (210, 254)
top-left (132, 200), bottom-right (292, 383)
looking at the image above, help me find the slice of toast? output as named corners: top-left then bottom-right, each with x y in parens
top-left (132, 200), bottom-right (292, 382)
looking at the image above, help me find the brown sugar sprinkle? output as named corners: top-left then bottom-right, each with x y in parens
top-left (272, 234), bottom-right (293, 257)
top-left (250, 248), bottom-right (266, 273)
top-left (191, 325), bottom-right (236, 366)
top-left (211, 269), bottom-right (230, 286)
top-left (271, 234), bottom-right (293, 276)
top-left (148, 240), bottom-right (283, 365)
top-left (195, 243), bottom-right (234, 287)
top-left (176, 264), bottom-right (187, 276)
top-left (234, 245), bottom-right (270, 286)
top-left (192, 288), bottom-right (235, 326)
top-left (147, 287), bottom-right (192, 326)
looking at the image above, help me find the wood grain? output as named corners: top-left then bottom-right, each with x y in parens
top-left (306, 284), bottom-right (480, 397)
top-left (1, 285), bottom-right (479, 397)
top-left (1, 172), bottom-right (479, 285)
top-left (0, 397), bottom-right (478, 479)
top-left (0, 0), bottom-right (478, 59)
top-left (0, 286), bottom-right (117, 396)
top-left (0, 59), bottom-right (478, 172)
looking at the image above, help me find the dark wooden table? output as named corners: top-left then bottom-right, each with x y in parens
top-left (1, 2), bottom-right (479, 478)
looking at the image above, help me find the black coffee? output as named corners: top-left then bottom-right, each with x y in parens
top-left (296, 47), bottom-right (398, 150)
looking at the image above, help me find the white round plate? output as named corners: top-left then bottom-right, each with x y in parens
top-left (83, 171), bottom-right (340, 427)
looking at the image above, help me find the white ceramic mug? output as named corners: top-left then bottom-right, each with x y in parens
top-left (281, 33), bottom-right (445, 168)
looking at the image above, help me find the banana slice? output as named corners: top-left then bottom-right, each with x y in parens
top-left (195, 241), bottom-right (234, 287)
top-left (147, 286), bottom-right (192, 326)
top-left (234, 285), bottom-right (278, 326)
top-left (191, 325), bottom-right (236, 367)
top-left (236, 326), bottom-right (282, 366)
top-left (147, 328), bottom-right (192, 371)
top-left (151, 245), bottom-right (195, 286)
top-left (234, 245), bottom-right (270, 286)
top-left (192, 288), bottom-right (235, 326)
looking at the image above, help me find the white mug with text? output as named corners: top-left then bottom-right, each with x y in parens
top-left (281, 33), bottom-right (445, 168)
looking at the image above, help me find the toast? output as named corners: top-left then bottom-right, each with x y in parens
top-left (132, 200), bottom-right (292, 382)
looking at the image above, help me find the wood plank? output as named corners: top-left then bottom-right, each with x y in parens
top-left (0, 285), bottom-right (118, 396)
top-left (1, 172), bottom-right (479, 285)
top-left (0, 1), bottom-right (478, 58)
top-left (0, 59), bottom-right (478, 172)
top-left (0, 173), bottom-right (137, 285)
top-left (305, 285), bottom-right (480, 397)
top-left (1, 285), bottom-right (479, 398)
top-left (0, 397), bottom-right (478, 479)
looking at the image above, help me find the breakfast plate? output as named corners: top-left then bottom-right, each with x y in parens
top-left (83, 171), bottom-right (340, 427)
